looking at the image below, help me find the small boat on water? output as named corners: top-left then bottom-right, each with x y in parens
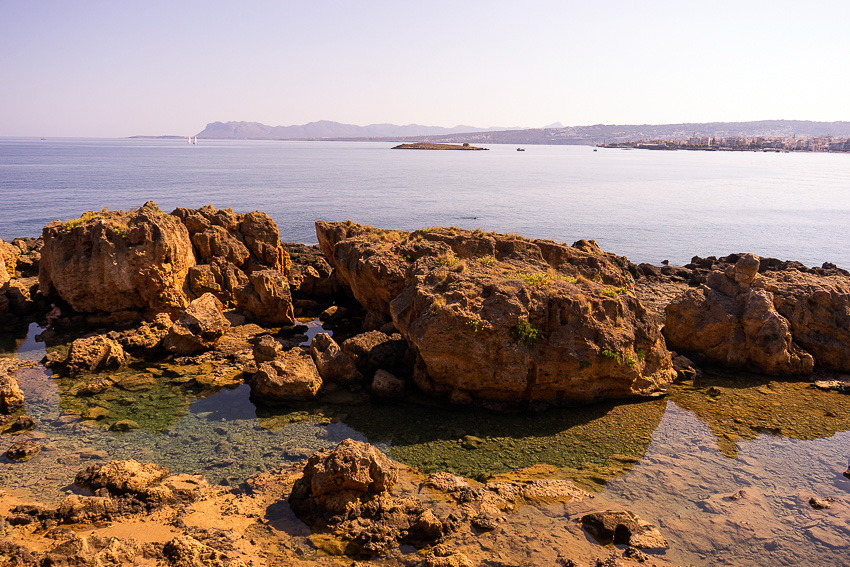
top-left (516, 147), bottom-right (525, 152)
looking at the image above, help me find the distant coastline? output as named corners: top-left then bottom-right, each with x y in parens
top-left (128, 135), bottom-right (188, 140)
top-left (391, 142), bottom-right (487, 151)
top-left (603, 135), bottom-right (850, 153)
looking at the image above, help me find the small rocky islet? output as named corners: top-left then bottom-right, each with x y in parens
top-left (1, 202), bottom-right (850, 566)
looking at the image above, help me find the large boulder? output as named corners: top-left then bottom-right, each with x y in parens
top-left (317, 222), bottom-right (675, 405)
top-left (247, 347), bottom-right (322, 401)
top-left (163, 293), bottom-right (230, 355)
top-left (39, 201), bottom-right (196, 315)
top-left (172, 205), bottom-right (289, 274)
top-left (664, 253), bottom-right (848, 375)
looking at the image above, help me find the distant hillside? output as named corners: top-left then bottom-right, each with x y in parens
top-left (195, 119), bottom-right (850, 145)
top-left (408, 120), bottom-right (850, 146)
top-left (196, 120), bottom-right (521, 140)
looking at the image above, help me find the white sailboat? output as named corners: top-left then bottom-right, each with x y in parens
top-left (187, 136), bottom-right (191, 144)
top-left (192, 136), bottom-right (197, 145)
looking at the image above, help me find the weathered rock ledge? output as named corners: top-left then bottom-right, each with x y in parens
top-left (316, 221), bottom-right (675, 405)
top-left (0, 442), bottom-right (681, 567)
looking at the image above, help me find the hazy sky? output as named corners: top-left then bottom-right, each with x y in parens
top-left (1, 0), bottom-right (848, 137)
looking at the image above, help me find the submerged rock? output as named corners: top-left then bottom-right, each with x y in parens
top-left (60, 334), bottom-right (127, 375)
top-left (8, 415), bottom-right (35, 432)
top-left (6, 438), bottom-right (41, 460)
top-left (317, 221), bottom-right (675, 404)
top-left (163, 535), bottom-right (246, 567)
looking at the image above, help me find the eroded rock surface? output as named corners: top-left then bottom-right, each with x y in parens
top-left (0, 359), bottom-right (29, 418)
top-left (580, 510), bottom-right (669, 550)
top-left (164, 293), bottom-right (231, 355)
top-left (60, 335), bottom-right (127, 376)
top-left (174, 205), bottom-right (294, 326)
top-left (247, 347), bottom-right (322, 401)
top-left (317, 221), bottom-right (675, 404)
top-left (665, 253), bottom-right (850, 375)
top-left (39, 202), bottom-right (196, 315)
top-left (289, 439), bottom-right (443, 553)
top-left (310, 333), bottom-right (358, 383)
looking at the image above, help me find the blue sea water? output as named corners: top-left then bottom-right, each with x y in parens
top-left (1, 137), bottom-right (849, 268)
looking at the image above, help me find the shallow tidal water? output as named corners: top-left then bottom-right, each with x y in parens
top-left (1, 324), bottom-right (849, 567)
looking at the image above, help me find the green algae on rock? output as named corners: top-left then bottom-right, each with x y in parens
top-left (257, 396), bottom-right (666, 490)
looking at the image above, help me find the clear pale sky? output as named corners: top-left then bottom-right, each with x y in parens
top-left (1, 0), bottom-right (847, 137)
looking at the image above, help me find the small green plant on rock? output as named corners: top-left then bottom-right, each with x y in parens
top-left (478, 255), bottom-right (497, 267)
top-left (466, 317), bottom-right (485, 332)
top-left (601, 349), bottom-right (621, 364)
top-left (511, 319), bottom-right (540, 346)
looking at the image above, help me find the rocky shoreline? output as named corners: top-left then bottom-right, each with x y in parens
top-left (2, 203), bottom-right (850, 565)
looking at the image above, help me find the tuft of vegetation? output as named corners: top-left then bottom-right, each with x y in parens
top-left (600, 349), bottom-right (621, 364)
top-left (429, 296), bottom-right (447, 315)
top-left (436, 252), bottom-right (458, 267)
top-left (625, 355), bottom-right (637, 368)
top-left (60, 211), bottom-right (107, 233)
top-left (636, 349), bottom-right (645, 362)
top-left (579, 360), bottom-right (592, 370)
top-left (465, 317), bottom-right (486, 332)
top-left (478, 255), bottom-right (497, 267)
top-left (511, 319), bottom-right (540, 346)
top-left (602, 287), bottom-right (629, 298)
top-left (506, 270), bottom-right (578, 287)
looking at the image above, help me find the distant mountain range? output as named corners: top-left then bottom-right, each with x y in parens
top-left (196, 120), bottom-right (523, 140)
top-left (193, 119), bottom-right (850, 146)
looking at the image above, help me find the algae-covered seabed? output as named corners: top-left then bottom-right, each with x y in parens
top-left (2, 325), bottom-right (850, 567)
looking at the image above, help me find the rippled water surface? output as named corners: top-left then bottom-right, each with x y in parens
top-left (2, 137), bottom-right (849, 268)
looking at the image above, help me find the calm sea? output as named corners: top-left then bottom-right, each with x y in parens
top-left (1, 137), bottom-right (848, 268)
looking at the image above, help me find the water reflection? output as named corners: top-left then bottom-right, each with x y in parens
top-left (670, 369), bottom-right (850, 458)
top-left (256, 397), bottom-right (667, 489)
